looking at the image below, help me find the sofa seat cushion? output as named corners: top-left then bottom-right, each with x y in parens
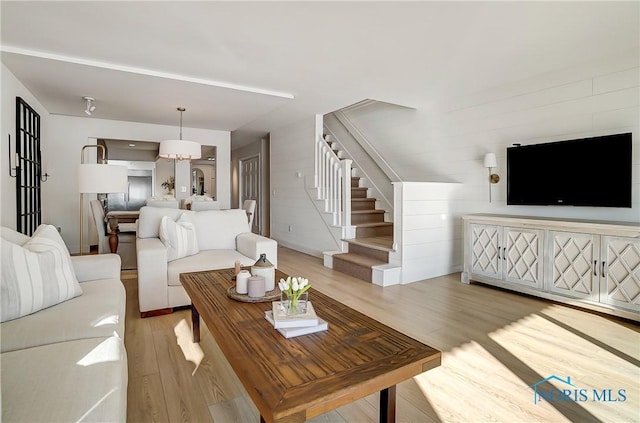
top-left (167, 250), bottom-right (256, 286)
top-left (1, 278), bottom-right (125, 353)
top-left (1, 224), bottom-right (82, 322)
top-left (1, 336), bottom-right (127, 423)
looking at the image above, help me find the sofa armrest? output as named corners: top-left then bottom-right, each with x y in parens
top-left (136, 237), bottom-right (169, 313)
top-left (236, 233), bottom-right (278, 266)
top-left (71, 254), bottom-right (122, 282)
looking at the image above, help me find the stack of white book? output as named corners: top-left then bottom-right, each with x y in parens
top-left (264, 301), bottom-right (328, 338)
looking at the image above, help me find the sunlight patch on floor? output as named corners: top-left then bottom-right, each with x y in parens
top-left (174, 318), bottom-right (205, 375)
top-left (414, 339), bottom-right (570, 422)
top-left (489, 308), bottom-right (640, 422)
top-left (540, 304), bottom-right (640, 358)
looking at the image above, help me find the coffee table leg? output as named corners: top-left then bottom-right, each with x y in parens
top-left (191, 304), bottom-right (200, 343)
top-left (380, 385), bottom-right (396, 423)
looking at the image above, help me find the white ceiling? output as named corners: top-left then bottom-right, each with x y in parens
top-left (2, 1), bottom-right (638, 149)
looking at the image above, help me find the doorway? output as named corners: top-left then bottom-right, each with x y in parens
top-left (239, 154), bottom-right (260, 233)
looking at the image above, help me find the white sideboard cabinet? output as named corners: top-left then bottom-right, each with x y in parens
top-left (462, 214), bottom-right (640, 321)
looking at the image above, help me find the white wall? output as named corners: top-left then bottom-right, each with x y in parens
top-left (155, 157), bottom-right (173, 196)
top-left (1, 64), bottom-right (51, 230)
top-left (270, 117), bottom-right (338, 256)
top-left (391, 182), bottom-right (463, 284)
top-left (342, 56), bottom-right (640, 223)
top-left (45, 114), bottom-right (230, 253)
top-left (270, 55), bottom-right (638, 276)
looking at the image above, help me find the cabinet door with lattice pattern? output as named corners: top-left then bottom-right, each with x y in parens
top-left (469, 224), bottom-right (501, 279)
top-left (503, 227), bottom-right (544, 289)
top-left (601, 236), bottom-right (640, 312)
top-left (549, 231), bottom-right (599, 301)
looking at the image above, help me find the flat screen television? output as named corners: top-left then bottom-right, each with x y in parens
top-left (507, 132), bottom-right (632, 208)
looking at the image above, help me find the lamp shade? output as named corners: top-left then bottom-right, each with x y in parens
top-left (159, 139), bottom-right (201, 160)
top-left (78, 164), bottom-right (128, 193)
top-left (484, 153), bottom-right (497, 168)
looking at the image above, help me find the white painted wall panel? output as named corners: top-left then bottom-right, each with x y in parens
top-left (593, 67), bottom-right (640, 94)
top-left (344, 63), bottom-right (639, 226)
top-left (270, 117), bottom-right (339, 257)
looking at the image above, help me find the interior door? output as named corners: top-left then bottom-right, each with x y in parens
top-left (240, 155), bottom-right (260, 233)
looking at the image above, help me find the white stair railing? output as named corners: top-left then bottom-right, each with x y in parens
top-left (315, 134), bottom-right (351, 227)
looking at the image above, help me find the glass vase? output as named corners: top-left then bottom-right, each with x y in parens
top-left (280, 292), bottom-right (308, 315)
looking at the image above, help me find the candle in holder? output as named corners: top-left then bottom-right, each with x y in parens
top-left (236, 270), bottom-right (250, 295)
top-left (247, 275), bottom-right (265, 298)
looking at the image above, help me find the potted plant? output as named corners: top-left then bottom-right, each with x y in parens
top-left (161, 176), bottom-right (175, 195)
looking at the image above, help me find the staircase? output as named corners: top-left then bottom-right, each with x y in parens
top-left (324, 137), bottom-right (396, 284)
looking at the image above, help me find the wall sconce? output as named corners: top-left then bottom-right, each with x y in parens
top-left (484, 153), bottom-right (500, 202)
top-left (7, 134), bottom-right (50, 181)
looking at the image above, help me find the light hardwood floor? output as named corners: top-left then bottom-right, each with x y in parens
top-left (123, 247), bottom-right (639, 423)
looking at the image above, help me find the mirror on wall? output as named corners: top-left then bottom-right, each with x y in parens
top-left (192, 168), bottom-right (205, 195)
top-left (190, 146), bottom-right (216, 199)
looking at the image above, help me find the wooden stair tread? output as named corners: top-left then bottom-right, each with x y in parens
top-left (355, 222), bottom-right (393, 228)
top-left (333, 253), bottom-right (387, 267)
top-left (351, 198), bottom-right (375, 202)
top-left (351, 209), bottom-right (385, 215)
top-left (344, 236), bottom-right (393, 251)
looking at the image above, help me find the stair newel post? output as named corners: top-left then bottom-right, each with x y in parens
top-left (342, 159), bottom-right (352, 228)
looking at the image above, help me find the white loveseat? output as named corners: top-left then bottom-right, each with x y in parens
top-left (1, 227), bottom-right (128, 422)
top-left (136, 206), bottom-right (277, 316)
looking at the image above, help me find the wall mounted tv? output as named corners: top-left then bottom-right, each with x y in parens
top-left (507, 132), bottom-right (632, 208)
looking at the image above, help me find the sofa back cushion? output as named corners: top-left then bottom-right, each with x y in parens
top-left (137, 206), bottom-right (184, 239)
top-left (1, 224), bottom-right (82, 322)
top-left (185, 209), bottom-right (249, 251)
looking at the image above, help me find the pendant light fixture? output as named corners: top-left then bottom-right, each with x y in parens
top-left (159, 107), bottom-right (201, 160)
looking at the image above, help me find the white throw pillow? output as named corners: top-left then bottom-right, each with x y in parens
top-left (159, 214), bottom-right (199, 262)
top-left (1, 224), bottom-right (82, 322)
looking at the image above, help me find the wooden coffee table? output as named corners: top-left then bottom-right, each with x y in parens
top-left (180, 268), bottom-right (441, 423)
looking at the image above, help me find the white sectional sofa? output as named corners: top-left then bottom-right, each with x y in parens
top-left (136, 206), bottom-right (277, 316)
top-left (1, 227), bottom-right (128, 422)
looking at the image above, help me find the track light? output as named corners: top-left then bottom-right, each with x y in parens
top-left (83, 96), bottom-right (96, 115)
